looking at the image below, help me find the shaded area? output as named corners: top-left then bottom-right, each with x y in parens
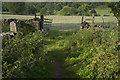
top-left (47, 49), bottom-right (79, 78)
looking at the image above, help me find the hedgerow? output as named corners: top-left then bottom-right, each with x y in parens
top-left (64, 27), bottom-right (119, 78)
top-left (2, 26), bottom-right (119, 78)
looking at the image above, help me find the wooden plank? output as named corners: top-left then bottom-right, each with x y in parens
top-left (44, 18), bottom-right (53, 21)
top-left (85, 18), bottom-right (92, 21)
top-left (44, 21), bottom-right (52, 23)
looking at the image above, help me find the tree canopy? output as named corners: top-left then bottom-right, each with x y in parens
top-left (2, 2), bottom-right (98, 15)
top-left (57, 6), bottom-right (76, 16)
top-left (2, 2), bottom-right (120, 18)
top-left (6, 2), bottom-right (25, 14)
top-left (108, 2), bottom-right (120, 25)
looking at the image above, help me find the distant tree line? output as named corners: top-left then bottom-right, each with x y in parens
top-left (2, 2), bottom-right (100, 16)
top-left (2, 2), bottom-right (120, 24)
top-left (108, 2), bottom-right (120, 26)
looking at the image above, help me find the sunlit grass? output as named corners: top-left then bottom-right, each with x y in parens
top-left (2, 14), bottom-right (118, 32)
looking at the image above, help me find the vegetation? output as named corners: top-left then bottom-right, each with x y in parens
top-left (57, 6), bottom-right (76, 16)
top-left (2, 22), bottom-right (36, 35)
top-left (2, 2), bottom-right (112, 16)
top-left (95, 10), bottom-right (114, 16)
top-left (1, 2), bottom-right (120, 79)
top-left (64, 27), bottom-right (119, 78)
top-left (5, 2), bottom-right (25, 14)
top-left (2, 31), bottom-right (54, 78)
top-left (2, 25), bottom-right (119, 78)
top-left (108, 2), bottom-right (120, 25)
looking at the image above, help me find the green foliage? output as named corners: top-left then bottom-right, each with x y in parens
top-left (25, 3), bottom-right (37, 14)
top-left (6, 2), bottom-right (25, 14)
top-left (95, 10), bottom-right (114, 16)
top-left (44, 3), bottom-right (54, 15)
top-left (77, 4), bottom-right (91, 16)
top-left (54, 3), bottom-right (62, 11)
top-left (2, 31), bottom-right (54, 78)
top-left (2, 21), bottom-right (36, 35)
top-left (2, 25), bottom-right (119, 78)
top-left (108, 2), bottom-right (120, 17)
top-left (3, 2), bottom-right (112, 16)
top-left (58, 6), bottom-right (76, 16)
top-left (108, 2), bottom-right (120, 25)
top-left (90, 9), bottom-right (97, 16)
top-left (17, 22), bottom-right (36, 35)
top-left (40, 8), bottom-right (47, 15)
top-left (2, 26), bottom-right (10, 32)
top-left (25, 2), bottom-right (46, 14)
top-left (64, 27), bottom-right (119, 78)
top-left (2, 3), bottom-right (8, 12)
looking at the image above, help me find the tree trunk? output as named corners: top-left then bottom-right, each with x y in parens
top-left (35, 13), bottom-right (36, 19)
top-left (116, 16), bottom-right (120, 27)
top-left (118, 20), bottom-right (120, 27)
top-left (40, 15), bottom-right (44, 31)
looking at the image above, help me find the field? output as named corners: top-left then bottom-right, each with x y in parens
top-left (96, 10), bottom-right (114, 16)
top-left (95, 5), bottom-right (114, 16)
top-left (2, 14), bottom-right (118, 31)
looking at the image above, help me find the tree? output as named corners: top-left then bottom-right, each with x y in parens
top-left (6, 2), bottom-right (25, 14)
top-left (25, 2), bottom-right (39, 15)
top-left (90, 9), bottom-right (97, 16)
top-left (71, 2), bottom-right (81, 8)
top-left (40, 7), bottom-right (47, 15)
top-left (2, 3), bottom-right (8, 12)
top-left (44, 3), bottom-right (54, 15)
top-left (54, 3), bottom-right (62, 11)
top-left (108, 2), bottom-right (120, 26)
top-left (77, 4), bottom-right (90, 16)
top-left (58, 6), bottom-right (76, 16)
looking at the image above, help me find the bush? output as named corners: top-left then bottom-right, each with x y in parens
top-left (2, 25), bottom-right (10, 32)
top-left (64, 27), bottom-right (119, 78)
top-left (2, 31), bottom-right (54, 78)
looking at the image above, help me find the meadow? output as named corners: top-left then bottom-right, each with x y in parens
top-left (2, 14), bottom-right (118, 31)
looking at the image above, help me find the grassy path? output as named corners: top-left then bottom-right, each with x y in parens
top-left (53, 50), bottom-right (65, 78)
top-left (45, 45), bottom-right (66, 78)
top-left (54, 60), bottom-right (63, 78)
top-left (44, 33), bottom-right (78, 78)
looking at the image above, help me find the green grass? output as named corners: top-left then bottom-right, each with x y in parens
top-left (96, 10), bottom-right (114, 16)
top-left (2, 14), bottom-right (117, 23)
top-left (2, 14), bottom-right (118, 32)
top-left (2, 14), bottom-right (118, 24)
top-left (95, 5), bottom-right (111, 10)
top-left (36, 12), bottom-right (41, 15)
top-left (95, 5), bottom-right (114, 16)
top-left (2, 14), bottom-right (35, 19)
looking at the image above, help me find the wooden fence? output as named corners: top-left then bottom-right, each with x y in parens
top-left (2, 15), bottom-right (53, 33)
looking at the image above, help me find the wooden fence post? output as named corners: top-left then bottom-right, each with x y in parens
top-left (92, 14), bottom-right (95, 31)
top-left (35, 13), bottom-right (36, 19)
top-left (102, 17), bottom-right (104, 24)
top-left (40, 15), bottom-right (44, 31)
top-left (81, 16), bottom-right (84, 23)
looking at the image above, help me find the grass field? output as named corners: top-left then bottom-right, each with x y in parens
top-left (95, 10), bottom-right (114, 16)
top-left (2, 14), bottom-right (118, 23)
top-left (2, 14), bottom-right (118, 31)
